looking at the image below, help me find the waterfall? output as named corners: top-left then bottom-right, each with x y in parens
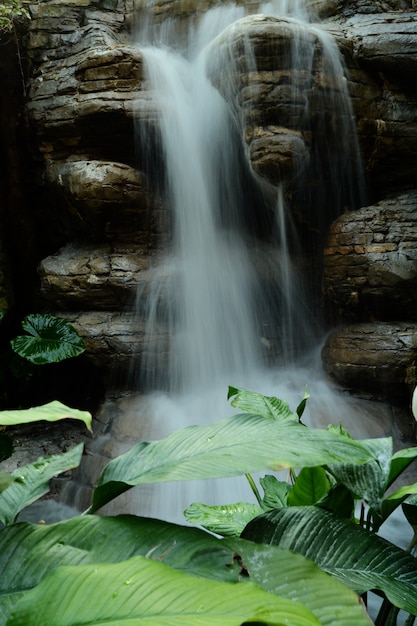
top-left (126, 0), bottom-right (366, 521)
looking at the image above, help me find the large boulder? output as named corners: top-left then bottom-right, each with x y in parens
top-left (323, 191), bottom-right (417, 321)
top-left (322, 322), bottom-right (417, 400)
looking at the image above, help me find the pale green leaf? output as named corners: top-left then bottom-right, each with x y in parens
top-left (227, 386), bottom-right (298, 421)
top-left (0, 515), bottom-right (371, 626)
top-left (0, 401), bottom-right (92, 431)
top-left (0, 444), bottom-right (83, 525)
top-left (7, 555), bottom-right (321, 626)
top-left (184, 501), bottom-right (263, 536)
top-left (260, 474), bottom-right (291, 509)
top-left (91, 413), bottom-right (372, 512)
top-left (0, 473), bottom-right (16, 494)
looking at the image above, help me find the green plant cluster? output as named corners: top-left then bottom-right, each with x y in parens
top-left (0, 0), bottom-right (29, 33)
top-left (0, 385), bottom-right (417, 624)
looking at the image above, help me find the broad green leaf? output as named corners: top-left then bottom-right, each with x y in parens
top-left (412, 386), bottom-right (417, 421)
top-left (0, 515), bottom-right (372, 626)
top-left (287, 467), bottom-right (331, 506)
top-left (0, 473), bottom-right (16, 494)
top-left (0, 444), bottom-right (83, 525)
top-left (90, 413), bottom-right (372, 512)
top-left (7, 554), bottom-right (320, 626)
top-left (227, 386), bottom-right (298, 421)
top-left (0, 401), bottom-right (92, 431)
top-left (386, 446), bottom-right (417, 489)
top-left (11, 314), bottom-right (85, 364)
top-left (184, 501), bottom-right (264, 536)
top-left (327, 437), bottom-right (393, 524)
top-left (382, 482), bottom-right (417, 521)
top-left (242, 505), bottom-right (417, 615)
top-left (260, 474), bottom-right (291, 509)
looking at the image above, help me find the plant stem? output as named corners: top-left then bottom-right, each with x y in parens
top-left (375, 597), bottom-right (399, 626)
top-left (245, 473), bottom-right (263, 507)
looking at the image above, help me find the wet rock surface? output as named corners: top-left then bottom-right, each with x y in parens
top-left (323, 191), bottom-right (417, 321)
top-left (322, 322), bottom-right (417, 399)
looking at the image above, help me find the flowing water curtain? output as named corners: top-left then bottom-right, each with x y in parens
top-left (134, 5), bottom-right (267, 393)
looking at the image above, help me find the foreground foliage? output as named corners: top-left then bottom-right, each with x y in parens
top-left (1, 386), bottom-right (417, 624)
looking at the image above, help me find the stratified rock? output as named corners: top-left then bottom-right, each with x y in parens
top-left (322, 322), bottom-right (417, 399)
top-left (330, 11), bottom-right (417, 191)
top-left (45, 160), bottom-right (164, 244)
top-left (39, 244), bottom-right (152, 310)
top-left (53, 310), bottom-right (168, 380)
top-left (323, 191), bottom-right (417, 321)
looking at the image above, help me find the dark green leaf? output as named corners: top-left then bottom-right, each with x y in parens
top-left (403, 494), bottom-right (417, 528)
top-left (242, 505), bottom-right (417, 615)
top-left (317, 484), bottom-right (355, 520)
top-left (296, 389), bottom-right (309, 420)
top-left (11, 314), bottom-right (85, 365)
top-left (386, 446), bottom-right (417, 489)
top-left (382, 482), bottom-right (417, 521)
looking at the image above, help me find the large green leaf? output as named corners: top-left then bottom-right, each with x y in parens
top-left (241, 505), bottom-right (417, 615)
top-left (0, 444), bottom-right (83, 525)
top-left (0, 401), bottom-right (92, 431)
top-left (7, 555), bottom-right (321, 626)
top-left (0, 515), bottom-right (371, 626)
top-left (90, 413), bottom-right (372, 512)
top-left (10, 314), bottom-right (85, 364)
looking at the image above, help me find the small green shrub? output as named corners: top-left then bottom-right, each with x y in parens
top-left (0, 386), bottom-right (417, 624)
top-left (0, 0), bottom-right (29, 33)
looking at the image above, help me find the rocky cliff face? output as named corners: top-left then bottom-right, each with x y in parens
top-left (0, 0), bottom-right (416, 409)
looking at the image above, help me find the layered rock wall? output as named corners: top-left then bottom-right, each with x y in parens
top-left (0, 0), bottom-right (416, 406)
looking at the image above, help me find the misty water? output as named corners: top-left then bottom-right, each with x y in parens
top-left (122, 0), bottom-right (376, 521)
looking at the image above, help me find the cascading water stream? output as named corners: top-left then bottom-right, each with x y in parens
top-left (123, 0), bottom-right (370, 521)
